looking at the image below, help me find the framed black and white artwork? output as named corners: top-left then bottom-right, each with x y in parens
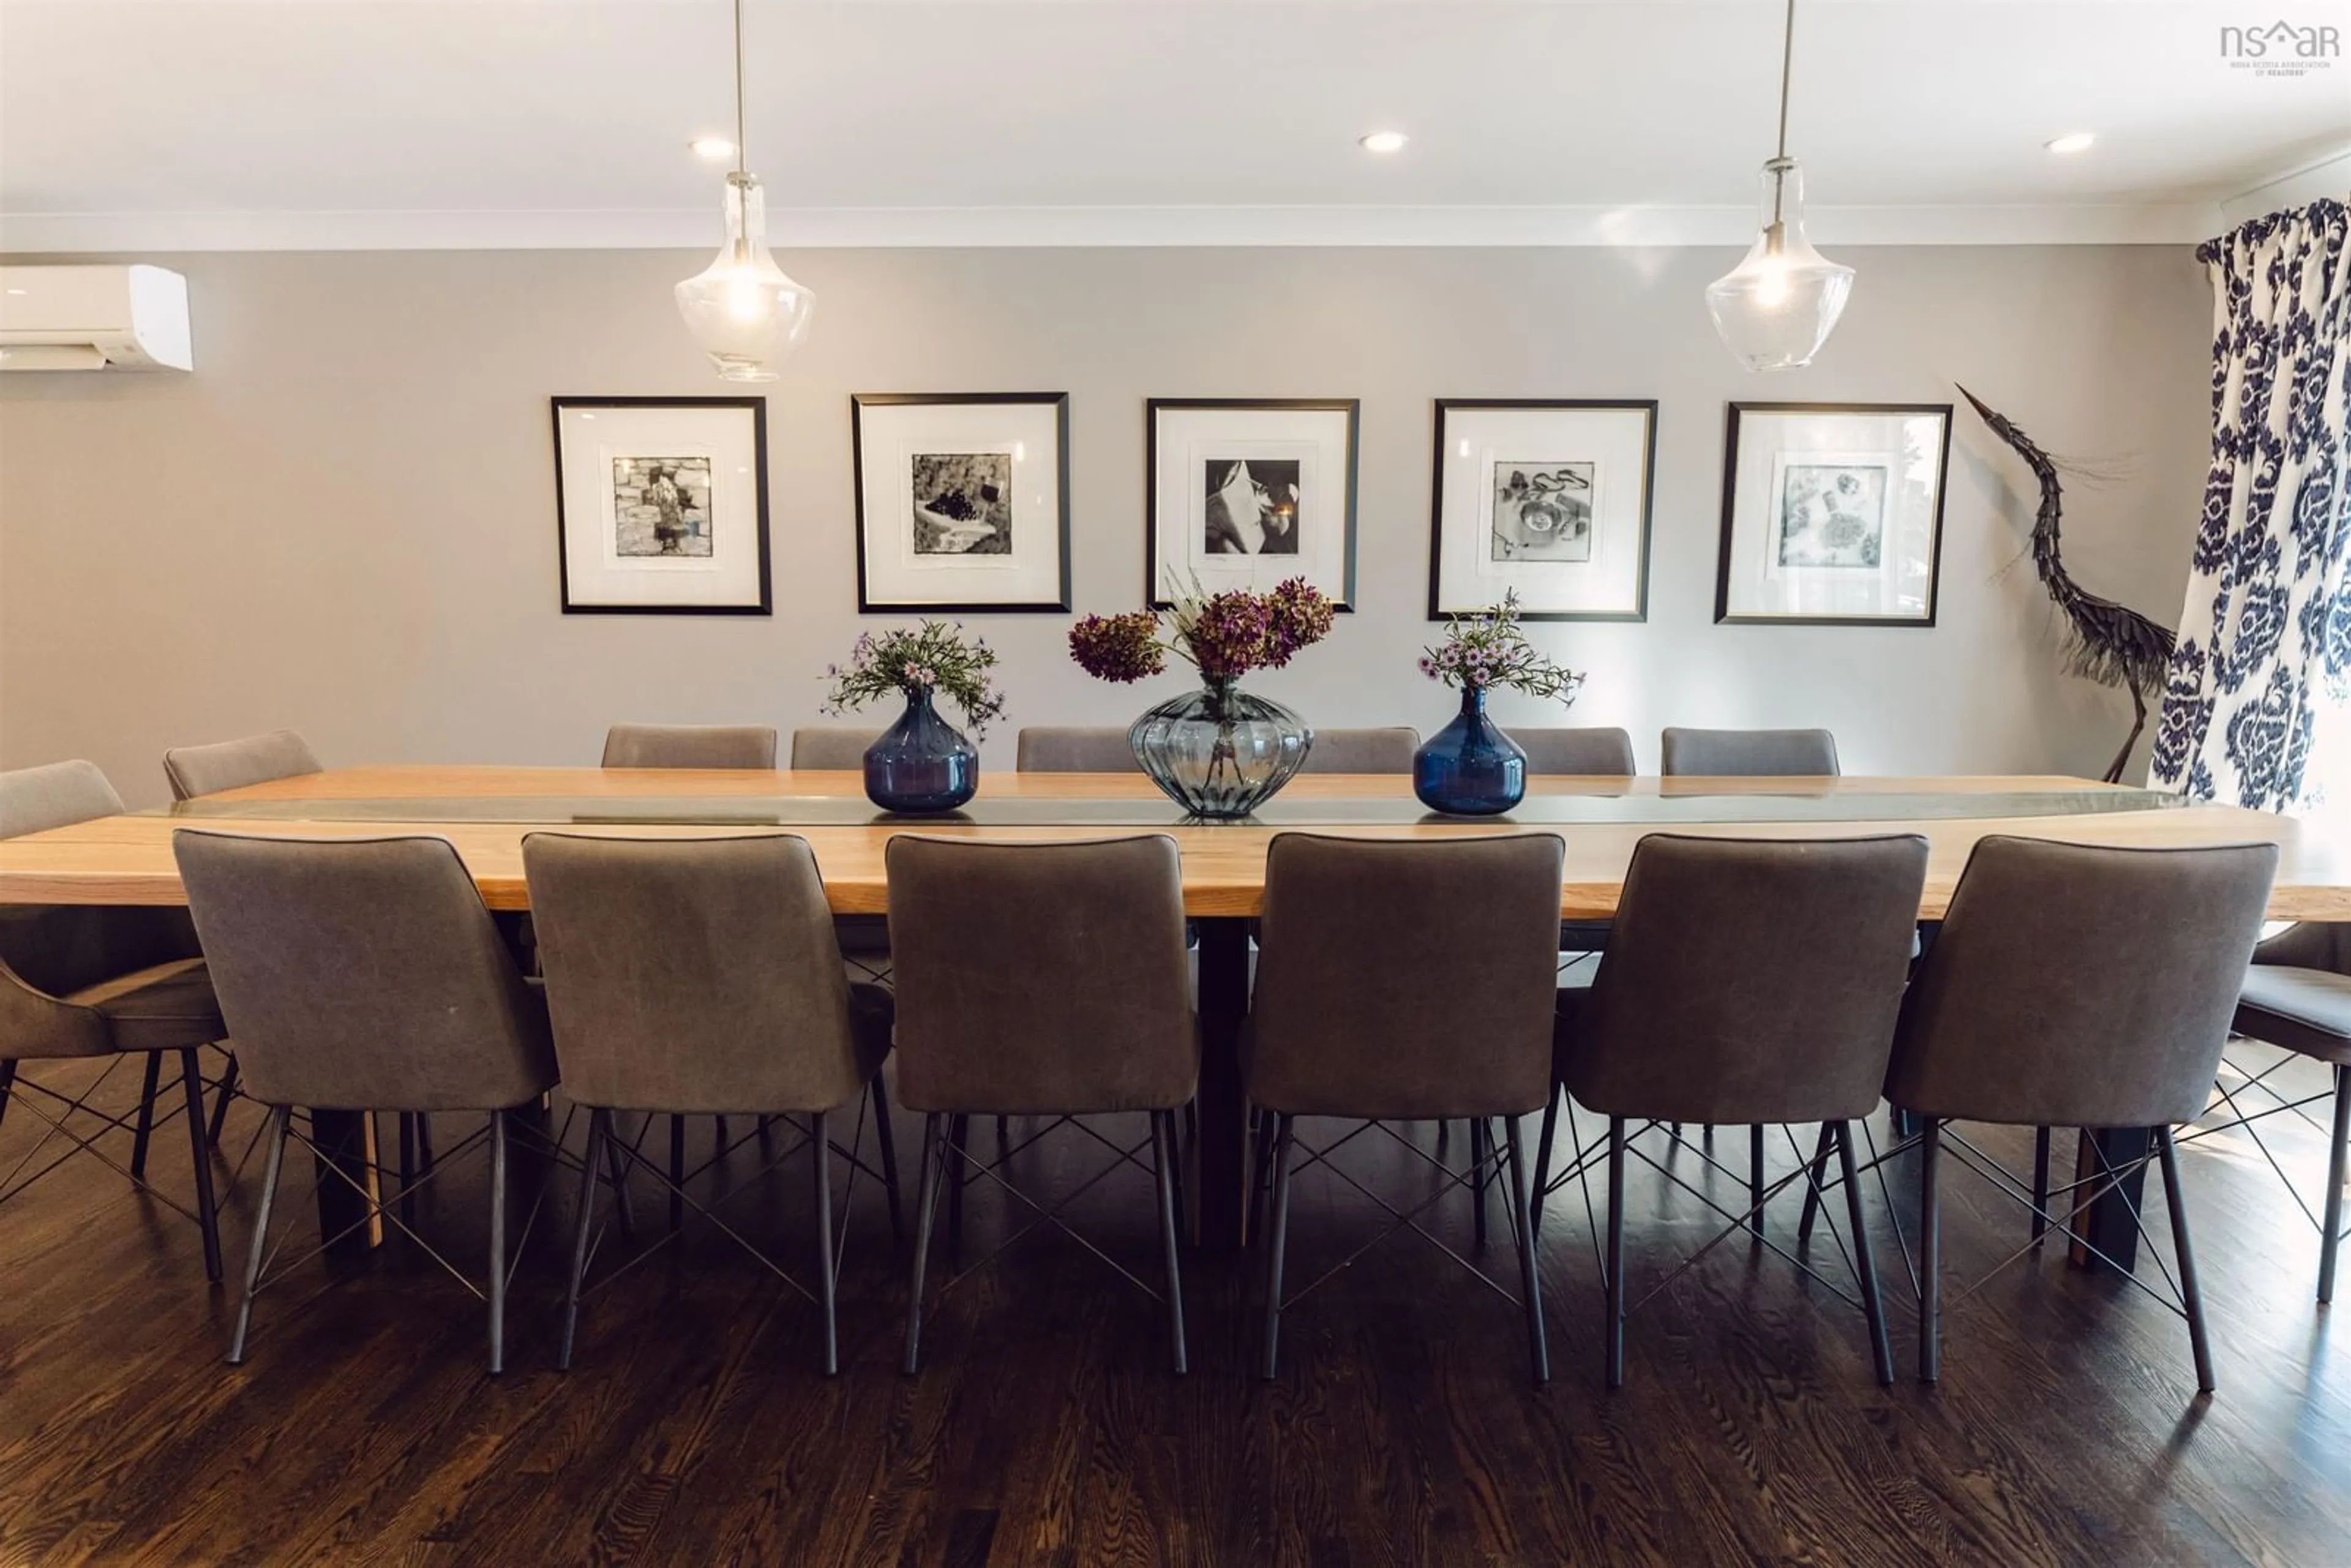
top-left (1427, 399), bottom-right (1657, 621)
top-left (852, 392), bottom-right (1070, 613)
top-left (1146, 399), bottom-right (1358, 609)
top-left (1715, 402), bottom-right (1953, 627)
top-left (551, 396), bottom-right (771, 615)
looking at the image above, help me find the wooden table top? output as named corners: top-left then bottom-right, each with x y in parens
top-left (2, 765), bottom-right (2344, 920)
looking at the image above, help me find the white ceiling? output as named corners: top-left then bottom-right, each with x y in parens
top-left (2, 0), bottom-right (2345, 250)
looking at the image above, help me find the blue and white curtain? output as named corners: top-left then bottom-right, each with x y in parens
top-left (2152, 198), bottom-right (2351, 812)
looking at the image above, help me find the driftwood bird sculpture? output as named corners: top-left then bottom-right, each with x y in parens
top-left (1960, 386), bottom-right (2177, 783)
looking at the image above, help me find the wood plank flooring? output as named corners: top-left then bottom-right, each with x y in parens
top-left (3, 1045), bottom-right (2349, 1565)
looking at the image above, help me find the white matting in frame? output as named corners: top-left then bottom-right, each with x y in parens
top-left (1429, 400), bottom-right (1656, 621)
top-left (552, 397), bottom-right (770, 615)
top-left (1147, 400), bottom-right (1357, 608)
top-left (1715, 403), bottom-right (1952, 626)
top-left (853, 393), bottom-right (1070, 612)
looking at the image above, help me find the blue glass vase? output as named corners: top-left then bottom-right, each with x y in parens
top-left (1414, 686), bottom-right (1527, 816)
top-left (1128, 676), bottom-right (1312, 820)
top-left (863, 689), bottom-right (978, 814)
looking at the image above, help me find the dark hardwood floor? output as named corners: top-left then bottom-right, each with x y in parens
top-left (3, 1044), bottom-right (2349, 1565)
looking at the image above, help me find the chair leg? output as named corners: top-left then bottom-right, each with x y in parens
top-left (668, 1114), bottom-right (686, 1233)
top-left (2030, 1126), bottom-right (2052, 1245)
top-left (946, 1114), bottom-right (970, 1258)
top-left (1919, 1116), bottom-right (1943, 1385)
top-left (1834, 1121), bottom-right (1893, 1386)
top-left (227, 1105), bottom-right (290, 1365)
top-left (903, 1114), bottom-right (947, 1375)
top-left (1531, 1087), bottom-right (1559, 1234)
top-left (814, 1109), bottom-right (838, 1376)
top-left (1796, 1122), bottom-right (1835, 1242)
top-left (1502, 1117), bottom-right (1549, 1385)
top-left (603, 1114), bottom-right (636, 1237)
top-left (1152, 1109), bottom-right (1188, 1375)
top-left (129, 1051), bottom-right (163, 1179)
top-left (487, 1111), bottom-right (510, 1375)
top-left (2156, 1124), bottom-right (2215, 1394)
top-left (1249, 1104), bottom-right (1278, 1245)
top-left (1605, 1116), bottom-right (1626, 1390)
top-left (870, 1081), bottom-right (904, 1243)
top-left (2321, 1067), bottom-right (2351, 1305)
top-left (1470, 1118), bottom-right (1490, 1247)
top-left (397, 1112), bottom-right (418, 1229)
top-left (175, 1049), bottom-right (223, 1283)
top-left (207, 1053), bottom-right (238, 1146)
top-left (414, 1113), bottom-right (433, 1179)
top-left (1260, 1114), bottom-right (1296, 1381)
top-left (1749, 1123), bottom-right (1766, 1237)
top-left (559, 1108), bottom-right (606, 1371)
top-left (0, 1057), bottom-right (13, 1135)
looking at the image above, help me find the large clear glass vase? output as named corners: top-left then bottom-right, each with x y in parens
top-left (1127, 677), bottom-right (1312, 820)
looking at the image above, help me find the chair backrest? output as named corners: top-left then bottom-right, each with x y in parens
top-left (162, 730), bottom-right (322, 800)
top-left (1564, 834), bottom-right (1929, 1124)
top-left (1659, 727), bottom-right (1839, 777)
top-left (523, 834), bottom-right (868, 1115)
top-left (172, 832), bottom-right (555, 1112)
top-left (1887, 836), bottom-right (2278, 1129)
top-left (1299, 727), bottom-right (1420, 775)
top-left (601, 724), bottom-right (777, 770)
top-left (0, 760), bottom-right (124, 839)
top-left (1248, 833), bottom-right (1565, 1119)
top-left (1516, 727), bottom-right (1637, 776)
top-left (0, 760), bottom-right (195, 1021)
top-left (789, 727), bottom-right (881, 770)
top-left (1014, 727), bottom-right (1139, 773)
top-left (886, 836), bottom-right (1194, 1114)
top-left (2254, 921), bottom-right (2350, 975)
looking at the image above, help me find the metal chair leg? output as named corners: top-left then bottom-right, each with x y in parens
top-left (1531, 1087), bottom-right (1559, 1234)
top-left (1470, 1118), bottom-right (1490, 1246)
top-left (1152, 1109), bottom-right (1188, 1375)
top-left (1796, 1122), bottom-right (1834, 1242)
top-left (129, 1051), bottom-right (162, 1179)
top-left (1919, 1116), bottom-right (1942, 1385)
top-left (2321, 1067), bottom-right (2351, 1304)
top-left (1749, 1123), bottom-right (1766, 1237)
top-left (1259, 1114), bottom-right (1297, 1380)
top-left (869, 1081), bottom-right (904, 1242)
top-left (603, 1114), bottom-right (635, 1237)
top-left (207, 1053), bottom-right (238, 1145)
top-left (814, 1109), bottom-right (838, 1375)
top-left (397, 1112), bottom-right (418, 1228)
top-left (175, 1049), bottom-right (223, 1283)
top-left (2030, 1126), bottom-right (2052, 1245)
top-left (414, 1112), bottom-right (433, 1178)
top-left (1502, 1117), bottom-right (1549, 1385)
top-left (487, 1110), bottom-right (509, 1375)
top-left (0, 1058), bottom-right (14, 1134)
top-left (1605, 1116), bottom-right (1626, 1389)
top-left (946, 1114), bottom-right (970, 1258)
top-left (903, 1114), bottom-right (947, 1375)
top-left (559, 1108), bottom-right (606, 1370)
top-left (2156, 1124), bottom-right (2214, 1394)
top-left (668, 1113), bottom-right (686, 1233)
top-left (227, 1105), bottom-right (290, 1365)
top-left (1835, 1121), bottom-right (1892, 1386)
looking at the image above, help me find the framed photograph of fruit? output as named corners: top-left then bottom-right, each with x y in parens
top-left (1714, 402), bottom-right (1953, 626)
top-left (1427, 399), bottom-right (1657, 621)
top-left (1146, 398), bottom-right (1359, 609)
top-left (852, 392), bottom-right (1071, 613)
top-left (550, 396), bottom-right (771, 614)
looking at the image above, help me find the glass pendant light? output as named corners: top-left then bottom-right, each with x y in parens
top-left (1704, 0), bottom-right (1852, 370)
top-left (675, 0), bottom-right (813, 380)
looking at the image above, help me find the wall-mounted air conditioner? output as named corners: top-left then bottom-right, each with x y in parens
top-left (0, 264), bottom-right (192, 372)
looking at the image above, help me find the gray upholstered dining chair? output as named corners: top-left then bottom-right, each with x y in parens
top-left (790, 727), bottom-right (882, 770)
top-left (601, 724), bottom-right (778, 770)
top-left (0, 760), bottom-right (226, 1283)
top-left (173, 831), bottom-right (559, 1373)
top-left (1659, 727), bottom-right (1840, 778)
top-left (2232, 923), bottom-right (2351, 1301)
top-left (1298, 727), bottom-right (1420, 774)
top-left (162, 730), bottom-right (323, 801)
top-left (1518, 727), bottom-right (1637, 776)
top-left (888, 835), bottom-right (1196, 1374)
top-left (1544, 833), bottom-right (1927, 1389)
top-left (1014, 727), bottom-right (1140, 772)
top-left (522, 833), bottom-right (900, 1375)
top-left (1247, 832), bottom-right (1565, 1382)
top-left (1885, 836), bottom-right (2277, 1392)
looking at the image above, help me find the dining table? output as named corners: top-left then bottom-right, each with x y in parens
top-left (4, 765), bottom-right (2345, 1271)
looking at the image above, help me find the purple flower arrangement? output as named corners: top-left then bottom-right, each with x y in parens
top-left (823, 620), bottom-right (1007, 738)
top-left (1069, 576), bottom-right (1336, 686)
top-left (1420, 591), bottom-right (1585, 703)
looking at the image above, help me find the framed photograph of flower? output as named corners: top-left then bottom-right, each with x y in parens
top-left (852, 392), bottom-right (1071, 613)
top-left (1427, 399), bottom-right (1657, 621)
top-left (1146, 399), bottom-right (1359, 610)
top-left (550, 396), bottom-right (771, 614)
top-left (1714, 402), bottom-right (1953, 626)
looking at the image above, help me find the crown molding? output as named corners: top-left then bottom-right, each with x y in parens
top-left (0, 201), bottom-right (2225, 253)
top-left (2220, 148), bottom-right (2351, 228)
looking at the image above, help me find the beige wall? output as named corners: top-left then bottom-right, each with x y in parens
top-left (0, 245), bottom-right (2210, 805)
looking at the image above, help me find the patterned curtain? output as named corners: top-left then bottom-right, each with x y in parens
top-left (2151, 198), bottom-right (2351, 812)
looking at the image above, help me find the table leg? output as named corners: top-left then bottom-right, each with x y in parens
top-left (311, 1108), bottom-right (375, 1261)
top-left (1195, 917), bottom-right (1250, 1253)
top-left (2069, 1127), bottom-right (2151, 1275)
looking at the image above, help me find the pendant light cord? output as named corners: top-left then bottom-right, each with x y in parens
top-left (1774, 0), bottom-right (1795, 162)
top-left (733, 0), bottom-right (748, 176)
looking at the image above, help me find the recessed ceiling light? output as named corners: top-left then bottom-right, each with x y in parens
top-left (1359, 131), bottom-right (1408, 155)
top-left (2045, 132), bottom-right (2096, 154)
top-left (688, 136), bottom-right (737, 161)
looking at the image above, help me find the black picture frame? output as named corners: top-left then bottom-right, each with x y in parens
top-left (850, 392), bottom-right (1073, 614)
top-left (550, 395), bottom-right (772, 616)
top-left (1426, 397), bottom-right (1659, 623)
top-left (1714, 401), bottom-right (1954, 628)
top-left (1145, 397), bottom-right (1360, 610)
